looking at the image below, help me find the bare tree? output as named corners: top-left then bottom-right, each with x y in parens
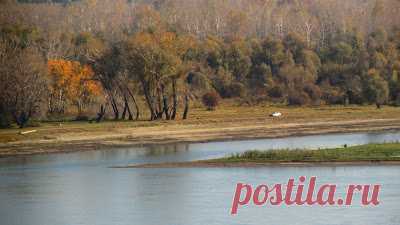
top-left (0, 39), bottom-right (48, 128)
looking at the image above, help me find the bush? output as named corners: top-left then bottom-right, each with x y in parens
top-left (202, 92), bottom-right (220, 110)
top-left (75, 114), bottom-right (90, 121)
top-left (288, 91), bottom-right (310, 106)
top-left (268, 86), bottom-right (284, 98)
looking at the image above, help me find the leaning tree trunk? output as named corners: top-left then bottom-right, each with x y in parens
top-left (148, 95), bottom-right (156, 120)
top-left (161, 85), bottom-right (170, 120)
top-left (109, 94), bottom-right (119, 120)
top-left (96, 104), bottom-right (106, 123)
top-left (126, 102), bottom-right (133, 120)
top-left (126, 88), bottom-right (140, 120)
top-left (182, 94), bottom-right (189, 120)
top-left (156, 87), bottom-right (163, 120)
top-left (142, 84), bottom-right (156, 120)
top-left (121, 94), bottom-right (134, 120)
top-left (171, 79), bottom-right (178, 120)
top-left (121, 103), bottom-right (127, 120)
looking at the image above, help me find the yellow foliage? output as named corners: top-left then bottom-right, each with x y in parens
top-left (47, 59), bottom-right (102, 103)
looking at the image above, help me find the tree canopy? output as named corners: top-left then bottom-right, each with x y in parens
top-left (1, 0), bottom-right (400, 127)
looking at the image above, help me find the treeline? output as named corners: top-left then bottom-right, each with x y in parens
top-left (1, 0), bottom-right (400, 128)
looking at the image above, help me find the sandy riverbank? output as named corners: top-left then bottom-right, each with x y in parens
top-left (1, 106), bottom-right (400, 158)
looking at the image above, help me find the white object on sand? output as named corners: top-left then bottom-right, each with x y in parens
top-left (19, 130), bottom-right (37, 135)
top-left (271, 112), bottom-right (282, 117)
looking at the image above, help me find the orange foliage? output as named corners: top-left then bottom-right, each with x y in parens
top-left (47, 59), bottom-right (102, 113)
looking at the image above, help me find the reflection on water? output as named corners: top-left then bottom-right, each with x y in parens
top-left (0, 131), bottom-right (400, 225)
top-left (2, 130), bottom-right (400, 169)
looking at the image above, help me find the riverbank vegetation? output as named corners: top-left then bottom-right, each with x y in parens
top-left (1, 0), bottom-right (400, 128)
top-left (217, 143), bottom-right (400, 163)
top-left (126, 143), bottom-right (400, 168)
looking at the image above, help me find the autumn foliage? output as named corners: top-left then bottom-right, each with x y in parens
top-left (2, 0), bottom-right (400, 127)
top-left (47, 59), bottom-right (102, 115)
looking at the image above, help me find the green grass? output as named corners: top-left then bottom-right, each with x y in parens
top-left (212, 143), bottom-right (400, 163)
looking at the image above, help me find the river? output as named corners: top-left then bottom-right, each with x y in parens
top-left (0, 131), bottom-right (400, 225)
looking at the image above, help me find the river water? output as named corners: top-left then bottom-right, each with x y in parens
top-left (0, 131), bottom-right (400, 225)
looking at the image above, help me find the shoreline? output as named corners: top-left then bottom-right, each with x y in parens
top-left (118, 143), bottom-right (400, 168)
top-left (1, 117), bottom-right (400, 159)
top-left (0, 103), bottom-right (400, 158)
top-left (117, 160), bottom-right (400, 169)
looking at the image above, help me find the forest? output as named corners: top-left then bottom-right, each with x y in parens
top-left (1, 0), bottom-right (400, 128)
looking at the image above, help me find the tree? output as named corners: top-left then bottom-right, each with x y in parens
top-left (0, 23), bottom-right (49, 128)
top-left (47, 59), bottom-right (102, 115)
top-left (132, 4), bottom-right (163, 33)
top-left (124, 32), bottom-right (182, 120)
top-left (225, 10), bottom-right (250, 40)
top-left (363, 69), bottom-right (389, 108)
top-left (92, 44), bottom-right (139, 121)
top-left (72, 32), bottom-right (105, 64)
top-left (0, 42), bottom-right (48, 128)
top-left (224, 41), bottom-right (252, 82)
top-left (249, 63), bottom-right (273, 93)
top-left (2, 0), bottom-right (400, 127)
top-left (202, 92), bottom-right (220, 110)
